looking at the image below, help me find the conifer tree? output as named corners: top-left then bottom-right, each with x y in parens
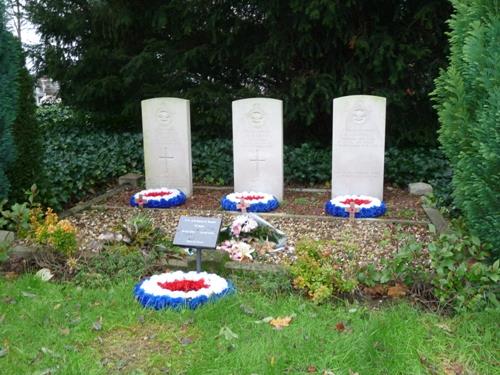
top-left (433, 0), bottom-right (500, 254)
top-left (0, 0), bottom-right (20, 198)
top-left (7, 65), bottom-right (42, 202)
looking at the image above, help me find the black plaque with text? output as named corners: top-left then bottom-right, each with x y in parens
top-left (173, 216), bottom-right (222, 249)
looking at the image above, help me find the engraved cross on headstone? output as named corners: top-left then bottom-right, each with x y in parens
top-left (159, 147), bottom-right (175, 176)
top-left (249, 149), bottom-right (266, 176)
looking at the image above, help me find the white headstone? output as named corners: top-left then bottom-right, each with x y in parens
top-left (331, 95), bottom-right (386, 200)
top-left (232, 98), bottom-right (283, 200)
top-left (141, 98), bottom-right (193, 197)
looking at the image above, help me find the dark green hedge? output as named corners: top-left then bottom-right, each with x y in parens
top-left (7, 67), bottom-right (43, 202)
top-left (432, 0), bottom-right (499, 252)
top-left (36, 105), bottom-right (453, 210)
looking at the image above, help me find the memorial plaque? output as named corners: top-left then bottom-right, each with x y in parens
top-left (232, 98), bottom-right (283, 200)
top-left (173, 216), bottom-right (222, 249)
top-left (331, 95), bottom-right (386, 200)
top-left (141, 97), bottom-right (193, 196)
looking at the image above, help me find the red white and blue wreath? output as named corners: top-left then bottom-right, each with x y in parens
top-left (221, 192), bottom-right (279, 212)
top-left (325, 195), bottom-right (386, 218)
top-left (134, 271), bottom-right (235, 310)
top-left (130, 188), bottom-right (186, 208)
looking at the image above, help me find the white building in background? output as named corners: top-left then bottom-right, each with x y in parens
top-left (34, 76), bottom-right (60, 105)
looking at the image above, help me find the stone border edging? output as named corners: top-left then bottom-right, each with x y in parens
top-left (59, 185), bottom-right (129, 218)
top-left (423, 206), bottom-right (450, 234)
top-left (89, 204), bottom-right (429, 226)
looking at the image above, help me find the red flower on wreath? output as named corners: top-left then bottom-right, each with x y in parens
top-left (340, 198), bottom-right (371, 206)
top-left (236, 195), bottom-right (265, 201)
top-left (157, 279), bottom-right (210, 292)
top-left (144, 191), bottom-right (173, 198)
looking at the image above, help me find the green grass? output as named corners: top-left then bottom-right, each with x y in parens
top-left (0, 275), bottom-right (498, 374)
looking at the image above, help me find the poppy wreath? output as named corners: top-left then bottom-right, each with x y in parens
top-left (325, 195), bottom-right (386, 218)
top-left (134, 271), bottom-right (235, 310)
top-left (130, 188), bottom-right (186, 208)
top-left (221, 192), bottom-right (279, 212)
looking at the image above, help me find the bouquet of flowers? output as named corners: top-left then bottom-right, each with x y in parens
top-left (217, 214), bottom-right (286, 262)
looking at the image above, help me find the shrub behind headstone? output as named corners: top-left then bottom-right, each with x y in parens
top-left (0, 1), bottom-right (20, 198)
top-left (433, 0), bottom-right (500, 254)
top-left (8, 66), bottom-right (43, 202)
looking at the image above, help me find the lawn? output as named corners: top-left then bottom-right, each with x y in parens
top-left (0, 274), bottom-right (498, 374)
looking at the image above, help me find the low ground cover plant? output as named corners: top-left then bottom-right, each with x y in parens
top-left (291, 239), bottom-right (358, 304)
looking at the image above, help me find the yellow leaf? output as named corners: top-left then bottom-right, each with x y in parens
top-left (270, 316), bottom-right (293, 330)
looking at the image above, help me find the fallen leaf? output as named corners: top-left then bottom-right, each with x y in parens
top-left (435, 323), bottom-right (453, 333)
top-left (270, 316), bottom-right (293, 330)
top-left (240, 304), bottom-right (255, 315)
top-left (35, 268), bottom-right (54, 282)
top-left (0, 314), bottom-right (5, 323)
top-left (387, 283), bottom-right (408, 298)
top-left (217, 326), bottom-right (238, 341)
top-left (335, 322), bottom-right (345, 332)
top-left (255, 316), bottom-right (274, 324)
top-left (349, 370), bottom-right (359, 375)
top-left (60, 328), bottom-right (70, 336)
top-left (322, 371), bottom-right (335, 375)
top-left (180, 337), bottom-right (193, 346)
top-left (307, 365), bottom-right (317, 372)
top-left (4, 272), bottom-right (18, 280)
top-left (53, 304), bottom-right (61, 310)
top-left (21, 291), bottom-right (36, 298)
top-left (0, 347), bottom-right (8, 358)
top-left (270, 356), bottom-right (276, 366)
top-left (364, 284), bottom-right (386, 296)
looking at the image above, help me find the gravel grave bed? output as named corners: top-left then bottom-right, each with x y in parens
top-left (68, 205), bottom-right (432, 272)
top-left (108, 184), bottom-right (427, 221)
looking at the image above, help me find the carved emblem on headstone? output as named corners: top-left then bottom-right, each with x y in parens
top-left (352, 105), bottom-right (367, 125)
top-left (247, 104), bottom-right (266, 127)
top-left (156, 109), bottom-right (173, 126)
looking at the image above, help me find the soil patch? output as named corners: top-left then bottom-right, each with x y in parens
top-left (106, 184), bottom-right (427, 221)
top-left (97, 323), bottom-right (196, 374)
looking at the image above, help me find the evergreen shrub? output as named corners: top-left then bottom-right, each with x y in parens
top-left (7, 67), bottom-right (43, 202)
top-left (432, 0), bottom-right (500, 253)
top-left (36, 105), bottom-right (454, 210)
top-left (0, 2), bottom-right (20, 198)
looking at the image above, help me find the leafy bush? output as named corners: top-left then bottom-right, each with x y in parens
top-left (32, 208), bottom-right (77, 256)
top-left (432, 0), bottom-right (500, 252)
top-left (192, 138), bottom-right (232, 185)
top-left (290, 239), bottom-right (357, 304)
top-left (0, 7), bottom-right (20, 198)
top-left (101, 212), bottom-right (182, 255)
top-left (284, 143), bottom-right (330, 185)
top-left (36, 105), bottom-right (453, 209)
top-left (428, 221), bottom-right (499, 312)
top-left (7, 67), bottom-right (43, 202)
top-left (0, 200), bottom-right (31, 235)
top-left (357, 239), bottom-right (429, 288)
top-left (385, 147), bottom-right (453, 207)
top-left (358, 221), bottom-right (499, 312)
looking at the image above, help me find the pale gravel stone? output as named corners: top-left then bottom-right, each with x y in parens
top-left (68, 207), bottom-right (432, 273)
